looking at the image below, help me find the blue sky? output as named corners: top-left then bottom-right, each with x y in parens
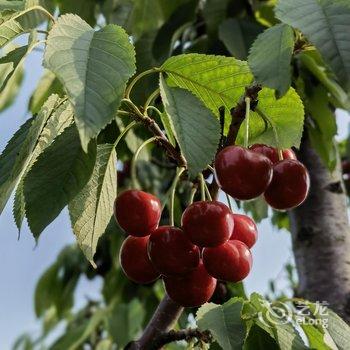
top-left (0, 48), bottom-right (349, 349)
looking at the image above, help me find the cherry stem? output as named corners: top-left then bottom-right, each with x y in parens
top-left (189, 186), bottom-right (197, 204)
top-left (278, 149), bottom-right (284, 161)
top-left (114, 121), bottom-right (137, 147)
top-left (226, 193), bottom-right (233, 211)
top-left (199, 173), bottom-right (206, 201)
top-left (204, 181), bottom-right (212, 201)
top-left (244, 97), bottom-right (251, 148)
top-left (144, 88), bottom-right (160, 113)
top-left (131, 136), bottom-right (158, 189)
top-left (169, 167), bottom-right (186, 226)
top-left (125, 68), bottom-right (160, 100)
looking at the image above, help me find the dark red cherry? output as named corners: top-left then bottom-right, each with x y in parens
top-left (203, 240), bottom-right (252, 282)
top-left (182, 201), bottom-right (234, 247)
top-left (148, 226), bottom-right (200, 276)
top-left (119, 236), bottom-right (160, 284)
top-left (342, 160), bottom-right (350, 174)
top-left (114, 190), bottom-right (161, 236)
top-left (230, 214), bottom-right (258, 248)
top-left (215, 146), bottom-right (273, 200)
top-left (264, 159), bottom-right (310, 210)
top-left (250, 144), bottom-right (296, 164)
top-left (163, 261), bottom-right (217, 307)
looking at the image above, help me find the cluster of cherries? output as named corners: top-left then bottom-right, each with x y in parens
top-left (114, 144), bottom-right (310, 307)
top-left (115, 190), bottom-right (257, 307)
top-left (215, 144), bottom-right (310, 209)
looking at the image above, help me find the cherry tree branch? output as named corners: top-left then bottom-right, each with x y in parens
top-left (126, 294), bottom-right (184, 350)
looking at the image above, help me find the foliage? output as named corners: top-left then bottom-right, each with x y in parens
top-left (0, 0), bottom-right (349, 349)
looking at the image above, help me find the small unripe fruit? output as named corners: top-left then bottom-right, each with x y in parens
top-left (164, 261), bottom-right (217, 307)
top-left (148, 226), bottom-right (200, 276)
top-left (230, 214), bottom-right (258, 248)
top-left (215, 146), bottom-right (273, 200)
top-left (120, 236), bottom-right (160, 284)
top-left (182, 201), bottom-right (234, 247)
top-left (264, 159), bottom-right (310, 210)
top-left (203, 240), bottom-right (252, 282)
top-left (250, 144), bottom-right (296, 164)
top-left (114, 190), bottom-right (161, 236)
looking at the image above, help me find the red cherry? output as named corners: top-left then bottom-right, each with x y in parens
top-left (264, 159), bottom-right (310, 210)
top-left (114, 190), bottom-right (161, 236)
top-left (148, 226), bottom-right (200, 276)
top-left (342, 160), bottom-right (350, 174)
top-left (163, 261), bottom-right (217, 307)
top-left (182, 201), bottom-right (234, 247)
top-left (230, 214), bottom-right (258, 248)
top-left (203, 240), bottom-right (252, 282)
top-left (120, 236), bottom-right (160, 284)
top-left (250, 144), bottom-right (296, 164)
top-left (215, 146), bottom-right (273, 200)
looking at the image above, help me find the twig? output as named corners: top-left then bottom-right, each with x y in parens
top-left (150, 329), bottom-right (212, 350)
top-left (127, 295), bottom-right (184, 350)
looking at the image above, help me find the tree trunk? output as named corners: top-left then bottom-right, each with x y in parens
top-left (289, 136), bottom-right (350, 322)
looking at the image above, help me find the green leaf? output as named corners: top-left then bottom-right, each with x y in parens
top-left (69, 144), bottom-right (117, 266)
top-left (160, 75), bottom-right (220, 177)
top-left (237, 87), bottom-right (305, 149)
top-left (0, 1), bottom-right (24, 11)
top-left (244, 324), bottom-right (279, 350)
top-left (219, 19), bottom-right (263, 60)
top-left (23, 124), bottom-right (96, 237)
top-left (0, 57), bottom-right (23, 112)
top-left (55, 0), bottom-right (96, 25)
top-left (203, 0), bottom-right (230, 36)
top-left (14, 96), bottom-right (74, 230)
top-left (108, 299), bottom-right (145, 347)
top-left (29, 70), bottom-right (63, 114)
top-left (0, 6), bottom-right (46, 48)
top-left (34, 245), bottom-right (84, 318)
top-left (160, 53), bottom-right (253, 128)
top-left (243, 196), bottom-right (268, 223)
top-left (161, 54), bottom-right (304, 149)
top-left (248, 24), bottom-right (295, 97)
top-left (196, 299), bottom-right (246, 350)
top-left (299, 50), bottom-right (350, 110)
top-left (276, 0), bottom-right (350, 93)
top-left (322, 309), bottom-right (350, 350)
top-left (301, 325), bottom-right (331, 350)
top-left (307, 86), bottom-right (337, 171)
top-left (0, 95), bottom-right (57, 214)
top-left (44, 14), bottom-right (136, 151)
top-left (0, 34), bottom-right (38, 93)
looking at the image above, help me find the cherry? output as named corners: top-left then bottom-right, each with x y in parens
top-left (215, 146), bottom-right (273, 200)
top-left (120, 236), bottom-right (160, 284)
top-left (264, 159), bottom-right (310, 210)
top-left (114, 190), bottom-right (161, 236)
top-left (148, 226), bottom-right (200, 276)
top-left (163, 261), bottom-right (217, 307)
top-left (230, 214), bottom-right (258, 248)
top-left (203, 240), bottom-right (252, 282)
top-left (342, 160), bottom-right (350, 174)
top-left (182, 201), bottom-right (234, 247)
top-left (250, 144), bottom-right (296, 164)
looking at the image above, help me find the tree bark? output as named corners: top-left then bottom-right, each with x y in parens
top-left (127, 294), bottom-right (184, 350)
top-left (289, 136), bottom-right (350, 322)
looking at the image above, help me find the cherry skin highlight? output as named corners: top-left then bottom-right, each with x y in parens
top-left (114, 190), bottom-right (161, 236)
top-left (182, 201), bottom-right (234, 247)
top-left (250, 144), bottom-right (296, 164)
top-left (203, 240), bottom-right (252, 282)
top-left (120, 236), bottom-right (160, 284)
top-left (148, 226), bottom-right (200, 276)
top-left (264, 159), bottom-right (310, 210)
top-left (230, 214), bottom-right (258, 249)
top-left (163, 261), bottom-right (217, 307)
top-left (215, 146), bottom-right (273, 200)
